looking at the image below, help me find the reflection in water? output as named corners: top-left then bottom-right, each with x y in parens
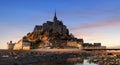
top-left (81, 59), bottom-right (97, 65)
top-left (32, 57), bottom-right (97, 65)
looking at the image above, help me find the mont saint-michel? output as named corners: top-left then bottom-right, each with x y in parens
top-left (7, 12), bottom-right (107, 51)
top-left (7, 12), bottom-right (84, 50)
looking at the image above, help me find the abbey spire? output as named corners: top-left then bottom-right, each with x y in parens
top-left (53, 11), bottom-right (58, 21)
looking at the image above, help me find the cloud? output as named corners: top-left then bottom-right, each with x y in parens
top-left (70, 17), bottom-right (120, 30)
top-left (73, 33), bottom-right (97, 38)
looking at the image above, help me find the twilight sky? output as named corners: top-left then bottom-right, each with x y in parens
top-left (0, 0), bottom-right (120, 49)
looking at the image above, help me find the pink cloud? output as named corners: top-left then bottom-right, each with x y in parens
top-left (73, 32), bottom-right (104, 39)
top-left (70, 17), bottom-right (120, 30)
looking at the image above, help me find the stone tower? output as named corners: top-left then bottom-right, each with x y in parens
top-left (7, 41), bottom-right (15, 50)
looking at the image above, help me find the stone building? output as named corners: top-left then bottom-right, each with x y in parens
top-left (7, 41), bottom-right (15, 50)
top-left (33, 11), bottom-right (69, 36)
top-left (67, 41), bottom-right (82, 49)
top-left (7, 39), bottom-right (30, 50)
top-left (82, 43), bottom-right (106, 49)
top-left (13, 39), bottom-right (30, 50)
top-left (66, 38), bottom-right (83, 49)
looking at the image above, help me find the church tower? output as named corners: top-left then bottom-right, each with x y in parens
top-left (53, 11), bottom-right (58, 22)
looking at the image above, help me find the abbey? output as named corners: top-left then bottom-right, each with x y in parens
top-left (7, 12), bottom-right (83, 50)
top-left (34, 12), bottom-right (69, 35)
